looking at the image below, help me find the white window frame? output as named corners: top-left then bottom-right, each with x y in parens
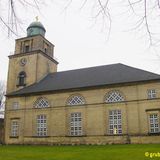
top-left (108, 110), bottom-right (122, 135)
top-left (11, 120), bottom-right (19, 137)
top-left (37, 115), bottom-right (47, 136)
top-left (34, 98), bottom-right (50, 108)
top-left (147, 89), bottom-right (156, 99)
top-left (12, 102), bottom-right (19, 110)
top-left (149, 114), bottom-right (159, 133)
top-left (105, 91), bottom-right (124, 103)
top-left (70, 113), bottom-right (82, 136)
top-left (67, 95), bottom-right (85, 106)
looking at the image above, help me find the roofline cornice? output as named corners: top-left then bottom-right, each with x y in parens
top-left (6, 79), bottom-right (160, 98)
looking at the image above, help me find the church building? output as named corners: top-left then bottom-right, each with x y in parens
top-left (5, 21), bottom-right (160, 144)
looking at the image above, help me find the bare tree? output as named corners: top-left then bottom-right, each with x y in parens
top-left (0, 81), bottom-right (5, 118)
top-left (1, 0), bottom-right (160, 45)
top-left (0, 0), bottom-right (44, 37)
top-left (0, 81), bottom-right (5, 108)
top-left (62, 0), bottom-right (160, 46)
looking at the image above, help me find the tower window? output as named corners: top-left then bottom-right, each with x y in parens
top-left (23, 40), bottom-right (30, 53)
top-left (44, 48), bottom-right (47, 53)
top-left (17, 71), bottom-right (26, 86)
top-left (43, 41), bottom-right (49, 54)
top-left (24, 45), bottom-right (30, 52)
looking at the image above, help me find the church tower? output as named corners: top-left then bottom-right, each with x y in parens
top-left (7, 20), bottom-right (58, 93)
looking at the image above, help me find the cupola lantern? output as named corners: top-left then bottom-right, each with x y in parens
top-left (27, 18), bottom-right (46, 37)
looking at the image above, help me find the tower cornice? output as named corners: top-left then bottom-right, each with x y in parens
top-left (8, 50), bottom-right (59, 65)
top-left (15, 34), bottom-right (55, 47)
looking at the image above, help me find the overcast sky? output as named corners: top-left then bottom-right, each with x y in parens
top-left (1, 0), bottom-right (160, 82)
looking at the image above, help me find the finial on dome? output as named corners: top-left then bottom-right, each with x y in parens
top-left (35, 16), bottom-right (39, 22)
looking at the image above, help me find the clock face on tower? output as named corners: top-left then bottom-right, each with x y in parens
top-left (20, 58), bottom-right (27, 66)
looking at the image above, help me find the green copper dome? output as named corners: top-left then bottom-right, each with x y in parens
top-left (27, 21), bottom-right (46, 37)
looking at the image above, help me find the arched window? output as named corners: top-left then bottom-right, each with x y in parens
top-left (17, 71), bottom-right (26, 86)
top-left (67, 95), bottom-right (85, 106)
top-left (34, 97), bottom-right (50, 108)
top-left (105, 91), bottom-right (125, 103)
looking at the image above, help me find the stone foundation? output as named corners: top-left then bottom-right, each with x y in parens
top-left (6, 135), bottom-right (159, 145)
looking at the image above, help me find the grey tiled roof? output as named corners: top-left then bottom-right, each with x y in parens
top-left (7, 63), bottom-right (160, 96)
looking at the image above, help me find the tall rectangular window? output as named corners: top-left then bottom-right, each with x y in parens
top-left (109, 110), bottom-right (122, 135)
top-left (11, 120), bottom-right (19, 137)
top-left (37, 115), bottom-right (47, 136)
top-left (149, 114), bottom-right (159, 133)
top-left (148, 89), bottom-right (156, 99)
top-left (70, 113), bottom-right (82, 136)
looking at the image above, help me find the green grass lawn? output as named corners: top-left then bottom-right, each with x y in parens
top-left (0, 144), bottom-right (160, 160)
